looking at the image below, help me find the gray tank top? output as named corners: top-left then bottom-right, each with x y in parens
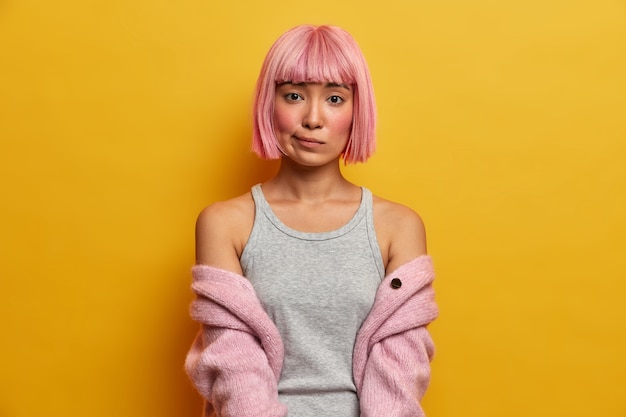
top-left (240, 184), bottom-right (385, 417)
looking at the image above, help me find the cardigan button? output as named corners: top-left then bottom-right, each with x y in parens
top-left (390, 278), bottom-right (402, 289)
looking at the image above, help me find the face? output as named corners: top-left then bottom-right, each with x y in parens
top-left (273, 81), bottom-right (353, 167)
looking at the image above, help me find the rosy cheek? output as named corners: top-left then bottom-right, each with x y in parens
top-left (273, 106), bottom-right (294, 133)
top-left (333, 111), bottom-right (354, 134)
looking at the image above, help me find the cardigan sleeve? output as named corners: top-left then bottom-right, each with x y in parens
top-left (185, 323), bottom-right (288, 417)
top-left (357, 326), bottom-right (435, 417)
top-left (184, 266), bottom-right (288, 417)
top-left (353, 256), bottom-right (439, 417)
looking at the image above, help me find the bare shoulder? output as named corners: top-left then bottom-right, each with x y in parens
top-left (195, 192), bottom-right (255, 273)
top-left (372, 195), bottom-right (427, 273)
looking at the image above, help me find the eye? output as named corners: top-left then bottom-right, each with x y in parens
top-left (328, 95), bottom-right (344, 104)
top-left (285, 92), bottom-right (302, 101)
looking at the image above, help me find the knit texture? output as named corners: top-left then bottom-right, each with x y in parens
top-left (185, 266), bottom-right (287, 417)
top-left (353, 255), bottom-right (438, 417)
top-left (185, 255), bottom-right (438, 417)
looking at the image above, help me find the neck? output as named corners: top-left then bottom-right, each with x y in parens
top-left (263, 158), bottom-right (357, 203)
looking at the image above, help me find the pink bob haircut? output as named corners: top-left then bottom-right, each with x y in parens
top-left (252, 25), bottom-right (377, 164)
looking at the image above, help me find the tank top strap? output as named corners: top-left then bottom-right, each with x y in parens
top-left (361, 187), bottom-right (385, 278)
top-left (250, 183), bottom-right (270, 218)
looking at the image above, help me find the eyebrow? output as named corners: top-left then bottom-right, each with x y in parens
top-left (279, 81), bottom-right (351, 90)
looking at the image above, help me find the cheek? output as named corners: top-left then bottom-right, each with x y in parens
top-left (332, 110), bottom-right (354, 136)
top-left (273, 106), bottom-right (296, 134)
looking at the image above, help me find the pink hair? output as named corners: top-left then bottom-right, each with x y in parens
top-left (252, 25), bottom-right (377, 164)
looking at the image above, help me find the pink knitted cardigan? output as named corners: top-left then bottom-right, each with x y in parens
top-left (185, 255), bottom-right (438, 417)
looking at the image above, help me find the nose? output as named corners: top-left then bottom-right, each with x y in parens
top-left (302, 100), bottom-right (322, 129)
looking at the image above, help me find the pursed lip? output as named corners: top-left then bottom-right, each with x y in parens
top-left (294, 135), bottom-right (324, 144)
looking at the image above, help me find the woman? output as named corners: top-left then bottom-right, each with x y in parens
top-left (186, 24), bottom-right (438, 417)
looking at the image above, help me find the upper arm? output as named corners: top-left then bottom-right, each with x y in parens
top-left (374, 199), bottom-right (427, 274)
top-left (195, 196), bottom-right (253, 275)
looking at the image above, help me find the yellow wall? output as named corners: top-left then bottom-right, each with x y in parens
top-left (1, 1), bottom-right (625, 416)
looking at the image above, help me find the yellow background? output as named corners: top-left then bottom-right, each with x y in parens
top-left (1, 1), bottom-right (625, 416)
